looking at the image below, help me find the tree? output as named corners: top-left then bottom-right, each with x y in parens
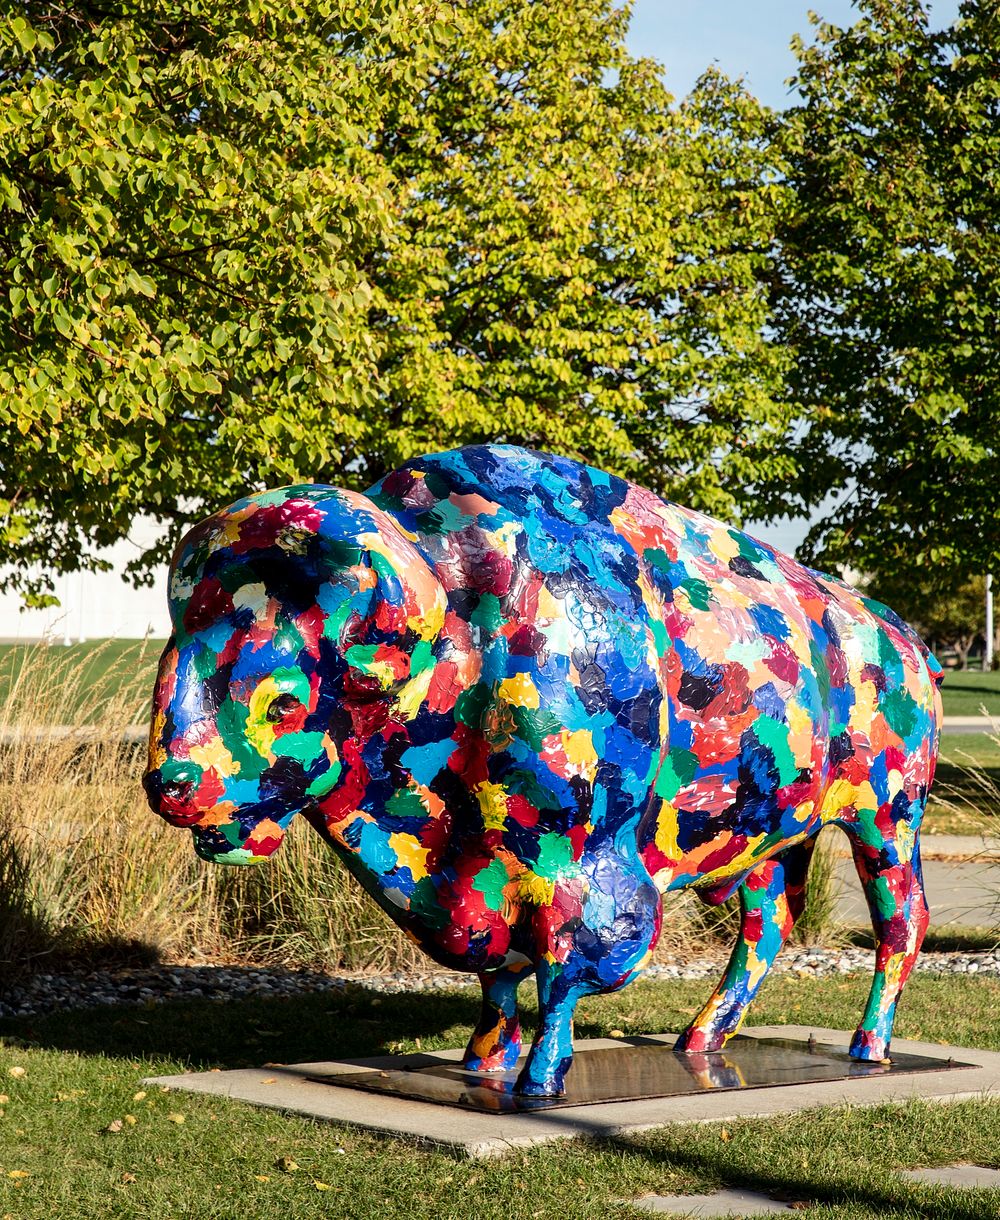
top-left (868, 569), bottom-right (987, 669)
top-left (0, 1), bottom-right (791, 600)
top-left (770, 0), bottom-right (1000, 593)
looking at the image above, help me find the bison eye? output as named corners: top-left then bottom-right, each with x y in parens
top-left (266, 693), bottom-right (302, 723)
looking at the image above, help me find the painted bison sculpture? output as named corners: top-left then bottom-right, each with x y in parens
top-left (144, 445), bottom-right (942, 1096)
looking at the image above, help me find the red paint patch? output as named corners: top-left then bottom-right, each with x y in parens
top-left (183, 579), bottom-right (234, 634)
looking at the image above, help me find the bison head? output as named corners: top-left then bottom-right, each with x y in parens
top-left (143, 485), bottom-right (445, 864)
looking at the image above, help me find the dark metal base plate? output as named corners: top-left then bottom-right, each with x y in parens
top-left (311, 1036), bottom-right (975, 1114)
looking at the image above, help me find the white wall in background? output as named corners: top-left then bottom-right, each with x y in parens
top-left (0, 517), bottom-right (171, 643)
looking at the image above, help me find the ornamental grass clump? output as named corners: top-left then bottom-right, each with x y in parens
top-left (0, 639), bottom-right (848, 989)
top-left (0, 641), bottom-right (418, 986)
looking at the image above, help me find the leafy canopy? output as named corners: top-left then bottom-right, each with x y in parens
top-left (0, 0), bottom-right (790, 598)
top-left (773, 0), bottom-right (1000, 590)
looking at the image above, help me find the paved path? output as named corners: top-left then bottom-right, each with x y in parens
top-left (941, 715), bottom-right (997, 735)
top-left (833, 834), bottom-right (1000, 927)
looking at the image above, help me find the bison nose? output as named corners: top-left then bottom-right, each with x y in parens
top-left (143, 765), bottom-right (200, 817)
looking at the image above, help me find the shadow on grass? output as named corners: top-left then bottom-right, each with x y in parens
top-left (0, 977), bottom-right (595, 1070)
top-left (606, 1134), bottom-right (996, 1220)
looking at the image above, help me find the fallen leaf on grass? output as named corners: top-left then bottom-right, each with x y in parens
top-left (608, 1029), bottom-right (625, 1038)
top-left (313, 1182), bottom-right (331, 1191)
top-left (275, 1156), bottom-right (299, 1173)
top-left (120, 1173), bottom-right (137, 1184)
top-left (103, 1120), bottom-right (125, 1134)
top-left (254, 1175), bottom-right (270, 1183)
top-left (0, 1095), bottom-right (7, 1104)
top-left (7, 1171), bottom-right (30, 1179)
top-left (7, 1068), bottom-right (25, 1079)
top-left (720, 1128), bottom-right (730, 1142)
top-left (165, 1113), bottom-right (185, 1124)
top-left (132, 1091), bottom-right (146, 1102)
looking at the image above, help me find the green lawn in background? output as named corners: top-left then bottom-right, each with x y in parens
top-left (937, 669), bottom-right (1000, 718)
top-left (925, 732), bottom-right (1000, 835)
top-left (0, 975), bottom-right (998, 1219)
top-left (0, 639), bottom-right (165, 722)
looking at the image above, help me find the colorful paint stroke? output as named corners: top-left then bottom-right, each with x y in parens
top-left (144, 445), bottom-right (942, 1096)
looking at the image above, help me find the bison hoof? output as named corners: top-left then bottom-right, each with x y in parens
top-left (674, 1026), bottom-right (726, 1054)
top-left (463, 1046), bottom-right (521, 1073)
top-left (849, 1030), bottom-right (890, 1062)
top-left (514, 1076), bottom-right (566, 1098)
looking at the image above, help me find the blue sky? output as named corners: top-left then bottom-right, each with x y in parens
top-left (626, 0), bottom-right (961, 109)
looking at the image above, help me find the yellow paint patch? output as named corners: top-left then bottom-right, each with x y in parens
top-left (396, 667), bottom-right (434, 719)
top-left (820, 777), bottom-right (858, 819)
top-left (148, 709), bottom-right (167, 770)
top-left (514, 870), bottom-right (555, 906)
top-left (536, 585), bottom-right (563, 622)
top-left (707, 528), bottom-right (740, 565)
top-left (561, 729), bottom-right (598, 781)
top-left (475, 781), bottom-right (509, 832)
top-left (188, 735), bottom-right (240, 778)
top-left (389, 833), bottom-right (428, 882)
top-left (498, 673), bottom-right (540, 708)
top-left (653, 799), bottom-right (682, 862)
top-left (246, 677), bottom-right (281, 756)
top-left (851, 679), bottom-right (878, 734)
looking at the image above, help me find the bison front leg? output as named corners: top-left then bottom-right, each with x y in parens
top-left (515, 859), bottom-right (662, 1096)
top-left (513, 957), bottom-right (583, 1097)
top-left (463, 965), bottom-right (531, 1073)
top-left (676, 840), bottom-right (815, 1053)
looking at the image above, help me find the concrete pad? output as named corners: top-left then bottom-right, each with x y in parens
top-left (901, 1164), bottom-right (1000, 1189)
top-left (144, 1026), bottom-right (1000, 1160)
top-left (632, 1187), bottom-right (792, 1215)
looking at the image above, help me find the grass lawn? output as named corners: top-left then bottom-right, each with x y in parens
top-left (0, 975), bottom-right (998, 1218)
top-left (925, 732), bottom-right (1000, 835)
top-left (0, 639), bottom-right (165, 723)
top-left (938, 669), bottom-right (1000, 718)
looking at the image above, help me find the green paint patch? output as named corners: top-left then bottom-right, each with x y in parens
top-left (512, 705), bottom-right (563, 751)
top-left (682, 577), bottom-right (712, 611)
top-left (472, 859), bottom-right (509, 911)
top-left (655, 747), bottom-right (699, 800)
top-left (470, 592), bottom-right (505, 633)
top-left (455, 683), bottom-right (490, 729)
top-left (752, 715), bottom-right (799, 786)
top-left (344, 643), bottom-right (381, 674)
top-left (271, 730), bottom-right (327, 764)
top-left (409, 639), bottom-right (435, 675)
top-left (305, 760), bottom-right (342, 797)
top-left (642, 547), bottom-right (672, 575)
top-left (408, 875), bottom-right (449, 930)
top-left (534, 831), bottom-right (575, 880)
top-left (386, 787), bottom-right (428, 820)
top-left (880, 685), bottom-right (919, 739)
top-left (649, 617), bottom-right (669, 657)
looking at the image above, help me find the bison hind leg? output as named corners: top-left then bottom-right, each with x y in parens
top-left (842, 804), bottom-right (929, 1062)
top-left (463, 963), bottom-right (533, 1073)
top-left (676, 839), bottom-right (816, 1054)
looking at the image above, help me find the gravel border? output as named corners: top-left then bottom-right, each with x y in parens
top-left (1, 947), bottom-right (998, 1020)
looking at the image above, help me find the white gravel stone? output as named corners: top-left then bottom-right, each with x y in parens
top-left (0, 947), bottom-right (996, 1020)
